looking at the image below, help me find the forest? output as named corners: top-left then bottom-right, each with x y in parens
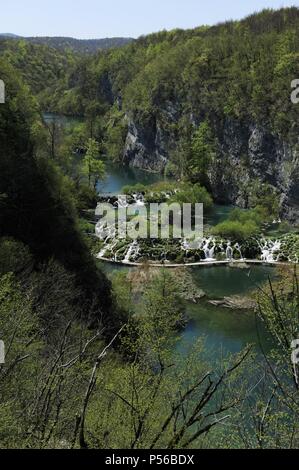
top-left (1, 7), bottom-right (299, 450)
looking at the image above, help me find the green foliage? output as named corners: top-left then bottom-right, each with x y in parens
top-left (137, 270), bottom-right (185, 354)
top-left (0, 238), bottom-right (33, 276)
top-left (0, 58), bottom-right (113, 330)
top-left (169, 183), bottom-right (213, 212)
top-left (212, 220), bottom-right (259, 241)
top-left (164, 161), bottom-right (179, 178)
top-left (212, 190), bottom-right (280, 240)
top-left (81, 138), bottom-right (106, 188)
top-left (75, 184), bottom-right (98, 211)
top-left (104, 110), bottom-right (128, 162)
top-left (122, 183), bottom-right (147, 194)
top-left (111, 271), bottom-right (135, 315)
top-left (46, 6), bottom-right (299, 188)
top-left (2, 7), bottom-right (299, 451)
top-left (247, 182), bottom-right (280, 220)
top-left (147, 181), bottom-right (178, 193)
top-left (84, 270), bottom-right (249, 449)
top-left (2, 36), bottom-right (133, 55)
top-left (0, 39), bottom-right (75, 102)
top-left (189, 121), bottom-right (216, 185)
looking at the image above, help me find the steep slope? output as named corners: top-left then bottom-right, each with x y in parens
top-left (0, 59), bottom-right (115, 328)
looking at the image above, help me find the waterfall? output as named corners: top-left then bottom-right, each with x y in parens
top-left (124, 241), bottom-right (140, 263)
top-left (95, 219), bottom-right (118, 259)
top-left (97, 239), bottom-right (118, 259)
top-left (182, 237), bottom-right (202, 251)
top-left (117, 196), bottom-right (129, 209)
top-left (260, 239), bottom-right (281, 262)
top-left (182, 238), bottom-right (190, 251)
top-left (203, 238), bottom-right (216, 261)
top-left (95, 220), bottom-right (116, 240)
top-left (226, 243), bottom-right (233, 261)
top-left (234, 243), bottom-right (244, 260)
top-left (133, 193), bottom-right (145, 207)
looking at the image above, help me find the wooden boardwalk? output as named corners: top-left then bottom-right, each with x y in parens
top-left (96, 257), bottom-right (294, 269)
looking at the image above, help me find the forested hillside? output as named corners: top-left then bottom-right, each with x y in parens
top-left (0, 58), bottom-right (116, 329)
top-left (0, 34), bottom-right (134, 54)
top-left (48, 7), bottom-right (299, 220)
top-left (2, 6), bottom-right (299, 450)
top-left (0, 38), bottom-right (76, 108)
top-left (0, 58), bottom-right (257, 449)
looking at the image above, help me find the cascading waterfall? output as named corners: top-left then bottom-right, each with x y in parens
top-left (117, 196), bottom-right (129, 209)
top-left (124, 240), bottom-right (140, 263)
top-left (133, 193), bottom-right (145, 207)
top-left (234, 243), bottom-right (244, 261)
top-left (226, 243), bottom-right (233, 261)
top-left (95, 220), bottom-right (116, 240)
top-left (95, 194), bottom-right (286, 264)
top-left (97, 239), bottom-right (118, 259)
top-left (181, 237), bottom-right (202, 252)
top-left (259, 239), bottom-right (281, 262)
top-left (96, 219), bottom-right (118, 259)
top-left (203, 238), bottom-right (216, 261)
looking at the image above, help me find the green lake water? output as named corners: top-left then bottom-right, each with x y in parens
top-left (179, 265), bottom-right (274, 359)
top-left (97, 163), bottom-right (164, 194)
top-left (99, 260), bottom-right (275, 360)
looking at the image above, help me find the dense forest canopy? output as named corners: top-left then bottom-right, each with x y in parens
top-left (0, 34), bottom-right (134, 54)
top-left (2, 8), bottom-right (299, 140)
top-left (53, 7), bottom-right (299, 137)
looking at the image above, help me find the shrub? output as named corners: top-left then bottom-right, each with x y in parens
top-left (169, 183), bottom-right (213, 212)
top-left (122, 184), bottom-right (147, 195)
top-left (212, 220), bottom-right (259, 241)
top-left (164, 162), bottom-right (179, 178)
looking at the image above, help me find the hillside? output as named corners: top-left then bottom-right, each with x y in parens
top-left (0, 34), bottom-right (134, 54)
top-left (52, 7), bottom-right (299, 221)
top-left (0, 57), bottom-right (115, 330)
top-left (0, 33), bottom-right (20, 38)
top-left (1, 9), bottom-right (299, 221)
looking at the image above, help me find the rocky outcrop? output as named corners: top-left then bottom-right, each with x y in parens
top-left (211, 119), bottom-right (299, 222)
top-left (122, 108), bottom-right (299, 222)
top-left (209, 295), bottom-right (257, 310)
top-left (122, 116), bottom-right (168, 172)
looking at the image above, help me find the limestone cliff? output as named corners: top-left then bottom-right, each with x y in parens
top-left (123, 110), bottom-right (299, 222)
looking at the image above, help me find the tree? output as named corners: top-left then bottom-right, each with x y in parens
top-left (233, 266), bottom-right (299, 449)
top-left (189, 121), bottom-right (216, 187)
top-left (44, 117), bottom-right (62, 160)
top-left (82, 270), bottom-right (251, 449)
top-left (81, 138), bottom-right (105, 189)
top-left (169, 183), bottom-right (213, 213)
